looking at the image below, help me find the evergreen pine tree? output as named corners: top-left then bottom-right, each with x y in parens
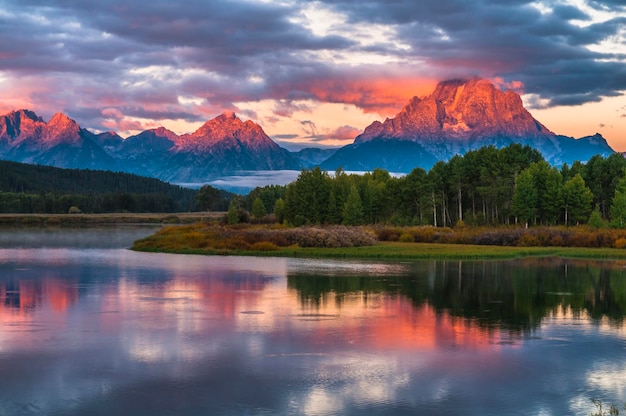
top-left (327, 189), bottom-right (341, 224)
top-left (342, 185), bottom-right (364, 226)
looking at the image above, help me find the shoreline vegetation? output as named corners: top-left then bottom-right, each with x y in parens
top-left (130, 222), bottom-right (626, 260)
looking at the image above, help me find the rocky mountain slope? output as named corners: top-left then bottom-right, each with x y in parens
top-left (321, 78), bottom-right (614, 171)
top-left (0, 79), bottom-right (617, 183)
top-left (0, 110), bottom-right (300, 183)
top-left (0, 110), bottom-right (118, 170)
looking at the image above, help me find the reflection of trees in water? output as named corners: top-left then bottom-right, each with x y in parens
top-left (288, 258), bottom-right (626, 331)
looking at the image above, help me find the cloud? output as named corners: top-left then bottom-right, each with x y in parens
top-left (296, 124), bottom-right (361, 143)
top-left (300, 120), bottom-right (319, 137)
top-left (0, 0), bottom-right (625, 133)
top-left (327, 125), bottom-right (361, 141)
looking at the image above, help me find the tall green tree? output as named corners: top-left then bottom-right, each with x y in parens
top-left (284, 168), bottom-right (331, 226)
top-left (585, 154), bottom-right (626, 218)
top-left (512, 169), bottom-right (537, 228)
top-left (227, 200), bottom-right (239, 224)
top-left (195, 185), bottom-right (221, 211)
top-left (251, 197), bottom-right (266, 223)
top-left (342, 184), bottom-right (364, 225)
top-left (610, 177), bottom-right (626, 228)
top-left (327, 189), bottom-right (341, 224)
top-left (527, 161), bottom-right (562, 225)
top-left (273, 198), bottom-right (285, 224)
top-left (562, 174), bottom-right (593, 226)
top-left (447, 155), bottom-right (465, 223)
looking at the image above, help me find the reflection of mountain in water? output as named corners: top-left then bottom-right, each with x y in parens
top-left (288, 258), bottom-right (626, 331)
top-left (0, 261), bottom-right (277, 318)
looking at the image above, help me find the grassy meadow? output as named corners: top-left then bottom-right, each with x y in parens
top-left (131, 222), bottom-right (626, 260)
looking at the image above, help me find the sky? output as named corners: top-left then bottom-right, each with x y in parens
top-left (0, 0), bottom-right (625, 151)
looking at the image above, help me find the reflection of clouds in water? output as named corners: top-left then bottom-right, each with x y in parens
top-left (0, 247), bottom-right (289, 277)
top-left (300, 355), bottom-right (412, 415)
top-left (586, 362), bottom-right (626, 400)
top-left (287, 258), bottom-right (410, 276)
top-left (303, 387), bottom-right (342, 416)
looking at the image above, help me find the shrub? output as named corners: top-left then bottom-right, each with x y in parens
top-left (250, 242), bottom-right (279, 251)
top-left (615, 238), bottom-right (626, 249)
top-left (376, 227), bottom-right (401, 241)
top-left (410, 226), bottom-right (438, 242)
top-left (284, 226), bottom-right (376, 248)
top-left (398, 232), bottom-right (414, 243)
top-left (517, 233), bottom-right (541, 247)
top-left (224, 237), bottom-right (251, 251)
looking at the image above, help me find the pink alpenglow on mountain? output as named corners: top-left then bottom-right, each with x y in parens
top-left (321, 78), bottom-right (614, 172)
top-left (0, 110), bottom-right (300, 182)
top-left (0, 79), bottom-right (617, 182)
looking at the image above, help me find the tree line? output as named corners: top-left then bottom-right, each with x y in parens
top-left (4, 145), bottom-right (626, 223)
top-left (235, 144), bottom-right (626, 228)
top-left (0, 160), bottom-right (230, 213)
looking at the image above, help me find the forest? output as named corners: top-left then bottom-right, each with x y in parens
top-left (0, 160), bottom-right (229, 213)
top-left (3, 143), bottom-right (626, 226)
top-left (237, 144), bottom-right (626, 228)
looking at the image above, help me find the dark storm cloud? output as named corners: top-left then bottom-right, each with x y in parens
top-left (320, 0), bottom-right (626, 107)
top-left (1, 0), bottom-right (624, 126)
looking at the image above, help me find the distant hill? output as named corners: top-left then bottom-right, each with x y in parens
top-left (0, 160), bottom-right (223, 213)
top-left (292, 147), bottom-right (338, 168)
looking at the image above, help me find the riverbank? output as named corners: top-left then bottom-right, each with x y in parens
top-left (0, 212), bottom-right (222, 226)
top-left (130, 223), bottom-right (626, 260)
top-left (132, 240), bottom-right (626, 260)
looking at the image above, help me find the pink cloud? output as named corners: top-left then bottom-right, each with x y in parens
top-left (329, 125), bottom-right (361, 141)
top-left (286, 76), bottom-right (439, 117)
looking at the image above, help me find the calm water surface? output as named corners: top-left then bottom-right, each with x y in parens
top-left (1, 227), bottom-right (626, 415)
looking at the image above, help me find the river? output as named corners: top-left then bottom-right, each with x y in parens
top-left (0, 227), bottom-right (625, 415)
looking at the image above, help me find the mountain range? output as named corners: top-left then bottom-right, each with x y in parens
top-left (320, 78), bottom-right (615, 171)
top-left (0, 78), bottom-right (616, 184)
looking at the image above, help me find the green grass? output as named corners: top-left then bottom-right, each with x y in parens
top-left (129, 222), bottom-right (626, 260)
top-left (132, 240), bottom-right (626, 260)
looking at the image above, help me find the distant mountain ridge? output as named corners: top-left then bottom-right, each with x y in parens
top-left (0, 109), bottom-right (118, 170)
top-left (0, 110), bottom-right (300, 183)
top-left (0, 78), bottom-right (617, 184)
top-left (321, 78), bottom-right (615, 171)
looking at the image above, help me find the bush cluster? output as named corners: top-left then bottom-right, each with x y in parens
top-left (132, 223), bottom-right (626, 254)
top-left (282, 226), bottom-right (377, 248)
top-left (134, 223), bottom-right (377, 252)
top-left (373, 225), bottom-right (626, 248)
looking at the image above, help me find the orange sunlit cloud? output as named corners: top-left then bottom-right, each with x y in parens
top-left (0, 0), bottom-right (625, 149)
top-left (299, 77), bottom-right (439, 117)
